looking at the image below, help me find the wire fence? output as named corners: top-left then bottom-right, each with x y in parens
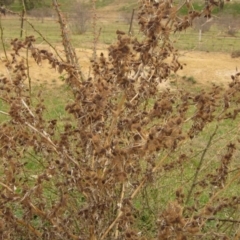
top-left (1, 12), bottom-right (240, 53)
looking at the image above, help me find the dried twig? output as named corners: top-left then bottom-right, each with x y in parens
top-left (185, 124), bottom-right (219, 205)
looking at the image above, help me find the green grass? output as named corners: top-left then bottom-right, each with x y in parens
top-left (96, 0), bottom-right (115, 8)
top-left (7, 0), bottom-right (240, 17)
top-left (172, 26), bottom-right (240, 52)
top-left (9, 0), bottom-right (122, 12)
top-left (213, 2), bottom-right (240, 16)
top-left (1, 0), bottom-right (240, 53)
top-left (182, 75), bottom-right (197, 84)
top-left (1, 12), bottom-right (239, 53)
top-left (0, 16), bottom-right (130, 49)
top-left (119, 2), bottom-right (138, 12)
top-left (9, 0), bottom-right (120, 12)
top-left (178, 1), bottom-right (240, 16)
top-left (0, 82), bottom-right (72, 134)
top-left (9, 0), bottom-right (71, 12)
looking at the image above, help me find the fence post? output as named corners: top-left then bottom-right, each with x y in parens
top-left (20, 9), bottom-right (25, 38)
top-left (92, 0), bottom-right (97, 61)
top-left (198, 29), bottom-right (202, 50)
top-left (128, 9), bottom-right (135, 36)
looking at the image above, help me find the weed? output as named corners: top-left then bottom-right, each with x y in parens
top-left (1, 0), bottom-right (240, 239)
top-left (183, 75), bottom-right (197, 84)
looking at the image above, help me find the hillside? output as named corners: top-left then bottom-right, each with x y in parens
top-left (9, 0), bottom-right (240, 17)
top-left (9, 0), bottom-right (137, 12)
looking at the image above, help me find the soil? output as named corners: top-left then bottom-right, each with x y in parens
top-left (178, 51), bottom-right (240, 86)
top-left (1, 49), bottom-right (239, 88)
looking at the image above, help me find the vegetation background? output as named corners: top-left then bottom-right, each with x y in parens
top-left (0, 0), bottom-right (240, 239)
top-left (1, 0), bottom-right (240, 52)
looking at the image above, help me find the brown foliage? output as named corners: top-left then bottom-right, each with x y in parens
top-left (0, 0), bottom-right (240, 239)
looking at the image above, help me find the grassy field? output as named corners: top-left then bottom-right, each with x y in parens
top-left (0, 14), bottom-right (239, 53)
top-left (8, 0), bottom-right (240, 13)
top-left (9, 0), bottom-right (117, 11)
top-left (0, 0), bottom-right (239, 52)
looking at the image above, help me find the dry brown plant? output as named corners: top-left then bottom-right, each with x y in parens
top-left (0, 0), bottom-right (240, 239)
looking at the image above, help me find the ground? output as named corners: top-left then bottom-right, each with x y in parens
top-left (178, 51), bottom-right (240, 86)
top-left (0, 49), bottom-right (239, 88)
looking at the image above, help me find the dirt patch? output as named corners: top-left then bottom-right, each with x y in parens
top-left (0, 49), bottom-right (239, 87)
top-left (178, 51), bottom-right (240, 86)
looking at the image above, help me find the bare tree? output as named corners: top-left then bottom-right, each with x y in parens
top-left (69, 1), bottom-right (91, 35)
